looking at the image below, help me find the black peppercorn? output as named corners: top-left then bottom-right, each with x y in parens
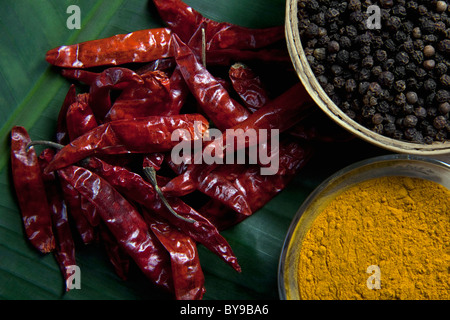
top-left (362, 56), bottom-right (374, 68)
top-left (424, 79), bottom-right (437, 91)
top-left (305, 23), bottom-right (320, 38)
top-left (362, 105), bottom-right (376, 118)
top-left (383, 123), bottom-right (396, 136)
top-left (339, 36), bottom-right (351, 49)
top-left (317, 75), bottom-right (328, 87)
top-left (394, 80), bottom-right (407, 92)
top-left (379, 71), bottom-right (395, 87)
top-left (349, 51), bottom-right (360, 61)
top-left (372, 113), bottom-right (384, 125)
top-left (377, 101), bottom-right (390, 113)
top-left (375, 50), bottom-right (388, 63)
top-left (393, 66), bottom-right (406, 79)
top-left (326, 8), bottom-right (340, 21)
top-left (359, 81), bottom-right (370, 95)
top-left (348, 0), bottom-right (361, 11)
top-left (404, 114), bottom-right (419, 127)
top-left (406, 91), bottom-right (419, 104)
top-left (327, 40), bottom-right (340, 53)
top-left (372, 66), bottom-right (383, 77)
top-left (313, 48), bottom-right (327, 60)
top-left (380, 0), bottom-right (394, 9)
top-left (395, 93), bottom-right (407, 106)
top-left (359, 45), bottom-right (371, 57)
top-left (439, 102), bottom-right (450, 114)
top-left (440, 74), bottom-right (450, 87)
top-left (385, 39), bottom-right (397, 52)
top-left (414, 106), bottom-right (427, 118)
top-left (411, 50), bottom-right (424, 64)
top-left (333, 76), bottom-right (345, 89)
top-left (415, 68), bottom-right (427, 79)
top-left (436, 90), bottom-right (450, 103)
top-left (433, 115), bottom-right (447, 130)
top-left (396, 52), bottom-right (410, 65)
top-left (383, 59), bottom-right (395, 71)
top-left (336, 50), bottom-right (350, 65)
top-left (438, 40), bottom-right (450, 53)
top-left (345, 25), bottom-right (358, 39)
top-left (395, 31), bottom-right (408, 43)
top-left (387, 16), bottom-right (402, 31)
top-left (436, 62), bottom-right (448, 76)
top-left (403, 41), bottom-right (415, 53)
top-left (423, 59), bottom-right (436, 70)
top-left (345, 79), bottom-right (357, 93)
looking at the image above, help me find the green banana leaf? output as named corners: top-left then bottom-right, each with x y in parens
top-left (0, 0), bottom-right (387, 300)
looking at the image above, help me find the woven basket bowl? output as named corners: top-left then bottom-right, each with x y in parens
top-left (285, 0), bottom-right (450, 155)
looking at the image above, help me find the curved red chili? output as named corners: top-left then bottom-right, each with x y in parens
top-left (152, 0), bottom-right (285, 51)
top-left (56, 84), bottom-right (77, 145)
top-left (229, 63), bottom-right (269, 112)
top-left (38, 148), bottom-right (77, 291)
top-left (145, 213), bottom-right (205, 300)
top-left (172, 34), bottom-right (251, 130)
top-left (58, 165), bottom-right (174, 292)
top-left (44, 114), bottom-right (209, 173)
top-left (85, 156), bottom-right (241, 273)
top-left (10, 126), bottom-right (55, 253)
top-left (88, 67), bottom-right (144, 122)
top-left (104, 70), bottom-right (172, 122)
top-left (46, 28), bottom-right (174, 68)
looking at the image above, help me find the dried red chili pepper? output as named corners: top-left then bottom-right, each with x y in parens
top-left (145, 213), bottom-right (205, 300)
top-left (167, 66), bottom-right (189, 115)
top-left (46, 28), bottom-right (174, 68)
top-left (136, 58), bottom-right (176, 74)
top-left (85, 156), bottom-right (241, 272)
top-left (60, 69), bottom-right (99, 86)
top-left (229, 63), bottom-right (269, 112)
top-left (161, 82), bottom-right (313, 196)
top-left (143, 153), bottom-right (165, 171)
top-left (44, 114), bottom-right (209, 173)
top-left (57, 165), bottom-right (173, 292)
top-left (152, 0), bottom-right (284, 51)
top-left (173, 34), bottom-right (250, 130)
top-left (88, 67), bottom-right (144, 122)
top-left (56, 84), bottom-right (77, 145)
top-left (104, 70), bottom-right (172, 122)
top-left (66, 94), bottom-right (98, 141)
top-left (99, 224), bottom-right (130, 281)
top-left (10, 126), bottom-right (55, 253)
top-left (38, 148), bottom-right (77, 291)
top-left (59, 171), bottom-right (96, 244)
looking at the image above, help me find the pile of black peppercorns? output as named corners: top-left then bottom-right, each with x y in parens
top-left (298, 0), bottom-right (450, 144)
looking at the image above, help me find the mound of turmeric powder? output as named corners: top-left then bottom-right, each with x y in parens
top-left (297, 176), bottom-right (449, 300)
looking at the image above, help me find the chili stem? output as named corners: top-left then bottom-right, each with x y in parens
top-left (201, 27), bottom-right (206, 67)
top-left (26, 140), bottom-right (64, 151)
top-left (143, 166), bottom-right (196, 224)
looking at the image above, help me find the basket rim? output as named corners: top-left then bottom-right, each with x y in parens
top-left (285, 0), bottom-right (450, 155)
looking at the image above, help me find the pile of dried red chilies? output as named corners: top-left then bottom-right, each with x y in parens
top-left (10, 0), bottom-right (352, 300)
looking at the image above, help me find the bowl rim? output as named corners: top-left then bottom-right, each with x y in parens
top-left (277, 153), bottom-right (450, 300)
top-left (285, 0), bottom-right (450, 155)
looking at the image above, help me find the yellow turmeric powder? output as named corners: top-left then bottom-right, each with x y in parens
top-left (297, 176), bottom-right (450, 300)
